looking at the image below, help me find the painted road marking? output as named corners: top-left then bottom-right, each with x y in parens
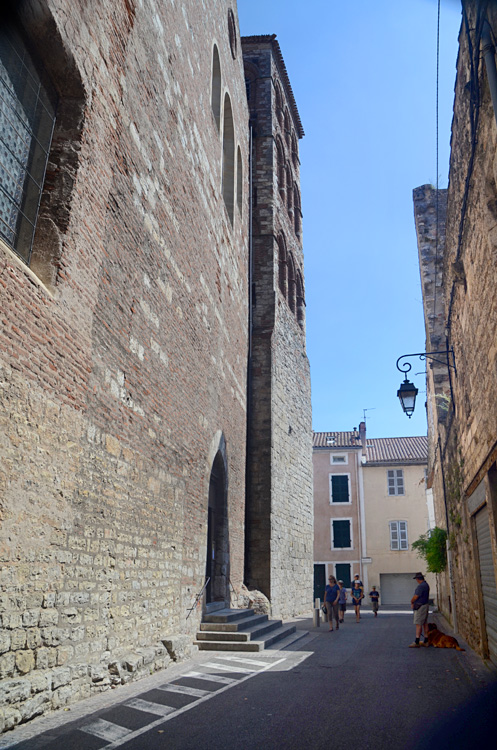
top-left (157, 683), bottom-right (209, 698)
top-left (202, 661), bottom-right (259, 674)
top-left (81, 718), bottom-right (131, 741)
top-left (124, 699), bottom-right (176, 717)
top-left (98, 656), bottom-right (288, 749)
top-left (182, 669), bottom-right (236, 685)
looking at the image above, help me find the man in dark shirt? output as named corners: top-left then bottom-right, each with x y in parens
top-left (409, 572), bottom-right (430, 648)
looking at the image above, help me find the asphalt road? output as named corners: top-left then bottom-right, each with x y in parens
top-left (3, 610), bottom-right (497, 750)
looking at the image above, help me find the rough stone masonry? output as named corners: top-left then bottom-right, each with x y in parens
top-left (0, 0), bottom-right (313, 733)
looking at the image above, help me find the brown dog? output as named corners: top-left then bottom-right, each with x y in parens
top-left (427, 622), bottom-right (465, 651)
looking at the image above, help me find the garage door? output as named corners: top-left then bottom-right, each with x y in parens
top-left (380, 573), bottom-right (417, 605)
top-left (475, 505), bottom-right (497, 665)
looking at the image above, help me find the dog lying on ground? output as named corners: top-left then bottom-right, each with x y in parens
top-left (427, 622), bottom-right (465, 651)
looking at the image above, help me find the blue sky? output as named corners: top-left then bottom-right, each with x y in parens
top-left (237, 0), bottom-right (462, 438)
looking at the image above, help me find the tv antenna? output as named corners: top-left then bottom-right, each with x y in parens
top-left (363, 408), bottom-right (376, 422)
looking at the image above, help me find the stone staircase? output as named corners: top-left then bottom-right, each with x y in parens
top-left (194, 607), bottom-right (306, 652)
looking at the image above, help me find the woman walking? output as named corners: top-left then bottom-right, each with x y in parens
top-left (324, 575), bottom-right (340, 631)
top-left (351, 579), bottom-right (363, 623)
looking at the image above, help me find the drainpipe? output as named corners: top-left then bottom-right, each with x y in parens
top-left (482, 19), bottom-right (497, 128)
top-left (244, 123), bottom-right (254, 584)
top-left (438, 436), bottom-right (458, 634)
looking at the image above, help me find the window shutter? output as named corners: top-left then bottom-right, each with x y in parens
top-left (333, 520), bottom-right (351, 548)
top-left (331, 475), bottom-right (349, 503)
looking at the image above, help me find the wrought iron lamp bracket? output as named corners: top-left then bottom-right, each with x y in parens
top-left (396, 348), bottom-right (456, 377)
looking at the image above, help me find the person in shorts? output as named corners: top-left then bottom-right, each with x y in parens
top-left (369, 585), bottom-right (379, 617)
top-left (409, 572), bottom-right (430, 647)
top-left (351, 579), bottom-right (363, 623)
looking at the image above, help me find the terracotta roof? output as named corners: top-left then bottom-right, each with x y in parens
top-left (313, 432), bottom-right (363, 449)
top-left (241, 34), bottom-right (304, 138)
top-left (365, 436), bottom-right (427, 465)
top-left (313, 433), bottom-right (428, 465)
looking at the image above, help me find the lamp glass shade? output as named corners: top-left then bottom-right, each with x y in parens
top-left (397, 379), bottom-right (418, 418)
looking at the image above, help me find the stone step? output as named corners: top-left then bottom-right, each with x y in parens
top-left (195, 623), bottom-right (297, 652)
top-left (196, 618), bottom-right (282, 642)
top-left (202, 607), bottom-right (256, 624)
top-left (200, 613), bottom-right (269, 632)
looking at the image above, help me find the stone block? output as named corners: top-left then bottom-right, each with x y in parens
top-left (51, 666), bottom-right (72, 689)
top-left (39, 609), bottom-right (59, 627)
top-left (15, 649), bottom-right (35, 675)
top-left (11, 628), bottom-right (27, 651)
top-left (161, 634), bottom-right (191, 662)
top-left (0, 652), bottom-right (15, 679)
top-left (22, 609), bottom-right (40, 627)
top-left (21, 692), bottom-right (51, 722)
top-left (0, 630), bottom-right (11, 654)
top-left (124, 654), bottom-right (143, 673)
top-left (0, 678), bottom-right (31, 704)
top-left (36, 647), bottom-right (57, 670)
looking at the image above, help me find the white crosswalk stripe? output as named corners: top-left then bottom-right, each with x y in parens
top-left (81, 718), bottom-right (131, 741)
top-left (216, 655), bottom-right (272, 667)
top-left (183, 669), bottom-right (236, 685)
top-left (202, 660), bottom-right (259, 674)
top-left (157, 683), bottom-right (209, 698)
top-left (124, 698), bottom-right (176, 717)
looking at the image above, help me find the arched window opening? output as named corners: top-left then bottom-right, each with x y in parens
top-left (296, 271), bottom-right (305, 327)
top-left (287, 252), bottom-right (296, 314)
top-left (286, 165), bottom-right (293, 215)
top-left (294, 184), bottom-right (301, 237)
top-left (0, 15), bottom-right (85, 289)
top-left (275, 81), bottom-right (283, 127)
top-left (276, 137), bottom-right (285, 201)
top-left (284, 108), bottom-right (291, 147)
top-left (211, 45), bottom-right (221, 130)
top-left (222, 93), bottom-right (235, 224)
top-left (277, 233), bottom-right (287, 298)
top-left (236, 146), bottom-right (243, 216)
top-left (291, 132), bottom-right (299, 168)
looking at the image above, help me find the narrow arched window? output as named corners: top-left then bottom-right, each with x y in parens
top-left (291, 132), bottom-right (299, 168)
top-left (294, 184), bottom-right (301, 237)
top-left (222, 93), bottom-right (235, 224)
top-left (211, 45), bottom-right (221, 130)
top-left (296, 271), bottom-right (305, 327)
top-left (277, 233), bottom-right (287, 298)
top-left (287, 252), bottom-right (296, 314)
top-left (276, 137), bottom-right (285, 201)
top-left (286, 165), bottom-right (293, 215)
top-left (275, 82), bottom-right (284, 127)
top-left (284, 108), bottom-right (291, 147)
top-left (236, 146), bottom-right (243, 216)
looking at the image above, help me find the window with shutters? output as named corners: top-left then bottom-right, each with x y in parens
top-left (387, 469), bottom-right (405, 496)
top-left (332, 519), bottom-right (352, 549)
top-left (389, 520), bottom-right (408, 550)
top-left (330, 474), bottom-right (350, 503)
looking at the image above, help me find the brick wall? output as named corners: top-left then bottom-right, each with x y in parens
top-left (0, 0), bottom-right (249, 729)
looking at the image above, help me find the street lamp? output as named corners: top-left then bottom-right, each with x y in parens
top-left (397, 378), bottom-right (418, 418)
top-left (395, 347), bottom-right (456, 418)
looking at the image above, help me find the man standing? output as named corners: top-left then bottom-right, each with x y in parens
top-left (409, 572), bottom-right (430, 648)
top-left (324, 575), bottom-right (340, 631)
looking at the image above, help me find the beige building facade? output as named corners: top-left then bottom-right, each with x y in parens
top-left (314, 425), bottom-right (434, 606)
top-left (363, 438), bottom-right (435, 605)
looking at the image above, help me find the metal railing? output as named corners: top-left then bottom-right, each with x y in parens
top-left (186, 577), bottom-right (210, 620)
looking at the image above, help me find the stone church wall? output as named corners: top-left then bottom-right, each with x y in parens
top-left (0, 0), bottom-right (248, 728)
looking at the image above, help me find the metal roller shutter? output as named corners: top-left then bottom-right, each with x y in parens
top-left (379, 573), bottom-right (417, 605)
top-left (475, 505), bottom-right (497, 665)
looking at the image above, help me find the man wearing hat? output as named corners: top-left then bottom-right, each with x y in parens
top-left (409, 572), bottom-right (430, 648)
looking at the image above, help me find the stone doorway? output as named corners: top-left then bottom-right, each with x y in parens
top-left (205, 449), bottom-right (229, 605)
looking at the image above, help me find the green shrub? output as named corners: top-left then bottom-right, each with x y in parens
top-left (412, 527), bottom-right (447, 573)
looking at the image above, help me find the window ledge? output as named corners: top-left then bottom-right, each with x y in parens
top-left (0, 240), bottom-right (54, 298)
